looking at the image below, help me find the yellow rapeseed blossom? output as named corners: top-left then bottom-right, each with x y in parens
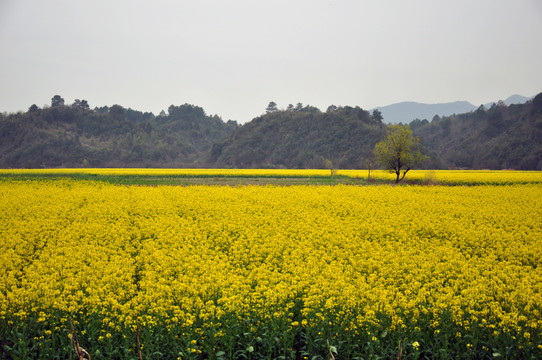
top-left (0, 175), bottom-right (541, 354)
top-left (1, 168), bottom-right (541, 185)
top-left (341, 169), bottom-right (542, 184)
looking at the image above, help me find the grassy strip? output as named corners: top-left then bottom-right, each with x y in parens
top-left (3, 172), bottom-right (539, 186)
top-left (0, 173), bottom-right (374, 186)
top-left (2, 169), bottom-right (542, 185)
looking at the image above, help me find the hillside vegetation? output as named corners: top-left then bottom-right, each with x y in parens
top-left (211, 105), bottom-right (385, 169)
top-left (1, 93), bottom-right (541, 169)
top-left (411, 93), bottom-right (542, 170)
top-left (0, 102), bottom-right (237, 168)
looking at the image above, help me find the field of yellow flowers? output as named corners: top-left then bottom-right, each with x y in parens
top-left (1, 172), bottom-right (541, 359)
top-left (2, 168), bottom-right (542, 185)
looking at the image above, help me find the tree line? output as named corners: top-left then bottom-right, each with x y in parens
top-left (1, 93), bottom-right (541, 170)
top-left (409, 93), bottom-right (542, 170)
top-left (0, 96), bottom-right (237, 168)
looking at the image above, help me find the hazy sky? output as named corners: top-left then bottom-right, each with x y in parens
top-left (1, 0), bottom-right (541, 123)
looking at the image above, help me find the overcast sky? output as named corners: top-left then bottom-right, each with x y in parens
top-left (1, 0), bottom-right (541, 123)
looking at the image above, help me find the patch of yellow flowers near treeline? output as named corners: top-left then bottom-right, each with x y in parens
top-left (0, 171), bottom-right (541, 359)
top-left (3, 168), bottom-right (542, 185)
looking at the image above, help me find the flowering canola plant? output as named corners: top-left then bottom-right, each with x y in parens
top-left (0, 177), bottom-right (541, 359)
top-left (1, 168), bottom-right (541, 185)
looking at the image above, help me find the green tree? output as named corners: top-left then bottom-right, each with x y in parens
top-left (322, 157), bottom-right (337, 176)
top-left (51, 95), bottom-right (65, 107)
top-left (109, 104), bottom-right (126, 121)
top-left (365, 153), bottom-right (375, 181)
top-left (266, 101), bottom-right (278, 113)
top-left (372, 109), bottom-right (383, 123)
top-left (374, 124), bottom-right (428, 183)
top-left (72, 99), bottom-right (90, 110)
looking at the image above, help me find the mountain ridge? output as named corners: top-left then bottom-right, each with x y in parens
top-left (1, 92), bottom-right (540, 170)
top-left (374, 94), bottom-right (533, 124)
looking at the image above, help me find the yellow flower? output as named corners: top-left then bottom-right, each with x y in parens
top-left (1, 174), bottom-right (541, 356)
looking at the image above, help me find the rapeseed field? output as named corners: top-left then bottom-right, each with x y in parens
top-left (0, 174), bottom-right (541, 359)
top-left (2, 168), bottom-right (542, 185)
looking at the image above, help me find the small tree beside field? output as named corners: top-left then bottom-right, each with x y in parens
top-left (374, 124), bottom-right (428, 183)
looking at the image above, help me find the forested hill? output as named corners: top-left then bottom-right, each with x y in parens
top-left (0, 101), bottom-right (238, 168)
top-left (1, 93), bottom-right (542, 169)
top-left (410, 92), bottom-right (542, 170)
top-left (211, 105), bottom-right (385, 169)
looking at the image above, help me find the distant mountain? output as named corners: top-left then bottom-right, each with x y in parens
top-left (375, 95), bottom-right (534, 124)
top-left (374, 101), bottom-right (477, 124)
top-left (503, 94), bottom-right (533, 105)
top-left (483, 94), bottom-right (533, 108)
